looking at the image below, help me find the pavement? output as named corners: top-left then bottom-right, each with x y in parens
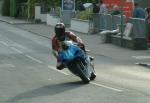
top-left (0, 15), bottom-right (150, 68)
top-left (0, 16), bottom-right (33, 24)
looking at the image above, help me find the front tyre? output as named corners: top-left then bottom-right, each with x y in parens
top-left (89, 61), bottom-right (96, 80)
top-left (90, 72), bottom-right (96, 80)
top-left (76, 61), bottom-right (90, 84)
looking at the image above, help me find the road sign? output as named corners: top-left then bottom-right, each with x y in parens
top-left (62, 0), bottom-right (75, 11)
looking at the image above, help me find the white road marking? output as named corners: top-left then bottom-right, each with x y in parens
top-left (91, 82), bottom-right (123, 92)
top-left (11, 47), bottom-right (23, 54)
top-left (13, 43), bottom-right (26, 49)
top-left (48, 78), bottom-right (52, 81)
top-left (48, 65), bottom-right (122, 92)
top-left (48, 65), bottom-right (70, 76)
top-left (132, 56), bottom-right (150, 59)
top-left (0, 64), bottom-right (15, 68)
top-left (25, 55), bottom-right (43, 64)
top-left (0, 41), bottom-right (9, 46)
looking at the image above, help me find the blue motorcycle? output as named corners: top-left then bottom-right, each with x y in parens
top-left (58, 41), bottom-right (96, 83)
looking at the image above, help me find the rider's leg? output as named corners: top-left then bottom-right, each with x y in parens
top-left (79, 43), bottom-right (94, 61)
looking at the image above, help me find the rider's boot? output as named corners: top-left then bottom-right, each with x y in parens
top-left (56, 62), bottom-right (65, 70)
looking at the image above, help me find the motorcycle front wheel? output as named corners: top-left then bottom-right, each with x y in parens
top-left (76, 60), bottom-right (90, 84)
top-left (89, 62), bottom-right (96, 80)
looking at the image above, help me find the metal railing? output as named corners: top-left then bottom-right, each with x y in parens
top-left (91, 13), bottom-right (148, 39)
top-left (91, 13), bottom-right (126, 31)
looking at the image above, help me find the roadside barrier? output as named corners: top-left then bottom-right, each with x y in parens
top-left (91, 13), bottom-right (149, 50)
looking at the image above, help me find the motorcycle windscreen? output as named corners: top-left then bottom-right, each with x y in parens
top-left (59, 45), bottom-right (82, 63)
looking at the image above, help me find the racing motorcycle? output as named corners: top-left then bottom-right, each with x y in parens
top-left (58, 40), bottom-right (96, 83)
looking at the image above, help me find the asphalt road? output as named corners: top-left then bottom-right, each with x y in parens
top-left (0, 22), bottom-right (150, 103)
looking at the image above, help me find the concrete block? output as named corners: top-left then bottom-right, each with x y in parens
top-left (111, 35), bottom-right (148, 50)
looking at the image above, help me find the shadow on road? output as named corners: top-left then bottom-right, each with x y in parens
top-left (6, 81), bottom-right (84, 103)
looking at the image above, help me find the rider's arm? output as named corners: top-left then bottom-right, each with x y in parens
top-left (67, 31), bottom-right (85, 51)
top-left (67, 31), bottom-right (83, 44)
top-left (52, 50), bottom-right (58, 58)
top-left (51, 36), bottom-right (59, 58)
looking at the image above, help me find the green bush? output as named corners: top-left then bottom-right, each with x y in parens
top-left (2, 0), bottom-right (10, 16)
top-left (75, 10), bottom-right (92, 20)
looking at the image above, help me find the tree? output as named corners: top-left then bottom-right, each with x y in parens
top-left (2, 0), bottom-right (10, 16)
top-left (27, 0), bottom-right (56, 19)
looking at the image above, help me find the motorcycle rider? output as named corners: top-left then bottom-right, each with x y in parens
top-left (51, 23), bottom-right (93, 70)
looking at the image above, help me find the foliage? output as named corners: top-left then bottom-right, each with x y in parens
top-left (1, 0), bottom-right (98, 18)
top-left (75, 10), bottom-right (92, 20)
top-left (77, 0), bottom-right (99, 3)
top-left (47, 0), bottom-right (61, 8)
top-left (1, 0), bottom-right (10, 16)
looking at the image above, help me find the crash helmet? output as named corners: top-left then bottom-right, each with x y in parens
top-left (55, 23), bottom-right (65, 41)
